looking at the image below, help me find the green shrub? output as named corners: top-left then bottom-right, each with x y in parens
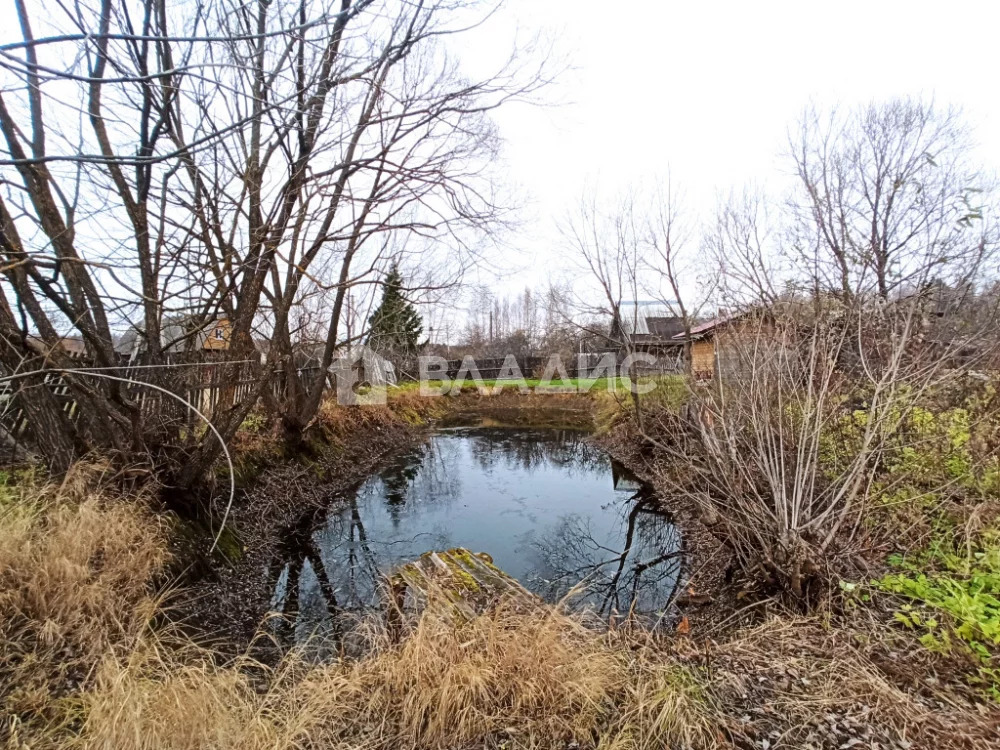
top-left (239, 411), bottom-right (267, 434)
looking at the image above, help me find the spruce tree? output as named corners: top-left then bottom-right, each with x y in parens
top-left (367, 263), bottom-right (423, 354)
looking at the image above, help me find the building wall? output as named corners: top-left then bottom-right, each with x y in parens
top-left (202, 318), bottom-right (231, 350)
top-left (691, 338), bottom-right (715, 379)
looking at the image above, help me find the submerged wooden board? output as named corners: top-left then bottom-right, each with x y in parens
top-left (387, 548), bottom-right (539, 622)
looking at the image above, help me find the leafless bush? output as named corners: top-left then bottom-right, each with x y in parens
top-left (667, 305), bottom-right (898, 596)
top-left (653, 99), bottom-right (1000, 599)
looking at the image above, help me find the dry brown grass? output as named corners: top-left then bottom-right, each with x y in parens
top-left (701, 616), bottom-right (1000, 748)
top-left (5, 465), bottom-right (999, 750)
top-left (0, 463), bottom-right (169, 742)
top-left (52, 605), bottom-right (717, 750)
top-left (315, 397), bottom-right (418, 438)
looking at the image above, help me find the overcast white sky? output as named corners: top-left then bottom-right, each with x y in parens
top-left (4, 0), bottom-right (999, 335)
top-left (449, 0), bottom-right (1000, 300)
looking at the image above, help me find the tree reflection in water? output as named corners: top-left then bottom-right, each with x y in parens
top-left (266, 427), bottom-right (682, 644)
top-left (464, 427), bottom-right (608, 475)
top-left (525, 484), bottom-right (682, 620)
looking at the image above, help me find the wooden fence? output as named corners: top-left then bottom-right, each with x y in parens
top-left (396, 353), bottom-right (686, 382)
top-left (0, 351), bottom-right (328, 459)
top-left (0, 348), bottom-right (688, 461)
top-left (400, 355), bottom-right (613, 381)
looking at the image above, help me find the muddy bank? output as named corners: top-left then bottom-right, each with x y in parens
top-left (435, 389), bottom-right (599, 429)
top-left (179, 409), bottom-right (423, 649)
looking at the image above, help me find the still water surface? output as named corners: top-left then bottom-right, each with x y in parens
top-left (268, 427), bottom-right (681, 639)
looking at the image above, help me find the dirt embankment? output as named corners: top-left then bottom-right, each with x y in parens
top-left (434, 388), bottom-right (600, 429)
top-left (179, 405), bottom-right (422, 648)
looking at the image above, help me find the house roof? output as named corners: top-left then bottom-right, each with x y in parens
top-left (116, 315), bottom-right (228, 355)
top-left (675, 311), bottom-right (755, 340)
top-left (677, 318), bottom-right (722, 339)
top-left (616, 301), bottom-right (681, 337)
top-left (645, 316), bottom-right (687, 338)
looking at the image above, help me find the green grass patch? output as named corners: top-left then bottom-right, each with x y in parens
top-left (875, 527), bottom-right (1000, 699)
top-left (392, 374), bottom-right (687, 397)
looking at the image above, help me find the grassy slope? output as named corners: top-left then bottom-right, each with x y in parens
top-left (3, 386), bottom-right (1000, 748)
top-left (9, 468), bottom-right (998, 749)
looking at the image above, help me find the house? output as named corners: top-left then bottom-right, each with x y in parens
top-left (677, 288), bottom-right (990, 382)
top-left (611, 301), bottom-right (687, 350)
top-left (675, 316), bottom-right (729, 380)
top-left (676, 308), bottom-right (793, 381)
top-left (607, 301), bottom-right (687, 372)
top-left (330, 346), bottom-right (397, 388)
top-left (115, 315), bottom-right (231, 358)
top-left (26, 334), bottom-right (88, 360)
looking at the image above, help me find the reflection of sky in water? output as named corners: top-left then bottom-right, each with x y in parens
top-left (267, 427), bottom-right (682, 643)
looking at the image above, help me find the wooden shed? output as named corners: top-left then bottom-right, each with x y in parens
top-left (673, 313), bottom-right (754, 381)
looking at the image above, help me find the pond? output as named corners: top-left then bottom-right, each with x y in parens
top-left (267, 427), bottom-right (682, 642)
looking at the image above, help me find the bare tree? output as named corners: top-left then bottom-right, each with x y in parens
top-left (664, 100), bottom-right (1000, 599)
top-left (561, 189), bottom-right (646, 419)
top-left (561, 180), bottom-right (713, 426)
top-left (0, 0), bottom-right (543, 489)
top-left (641, 175), bottom-right (717, 372)
top-left (706, 187), bottom-right (782, 306)
top-left (788, 100), bottom-right (995, 302)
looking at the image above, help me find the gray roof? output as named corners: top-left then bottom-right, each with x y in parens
top-left (616, 301), bottom-right (680, 336)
